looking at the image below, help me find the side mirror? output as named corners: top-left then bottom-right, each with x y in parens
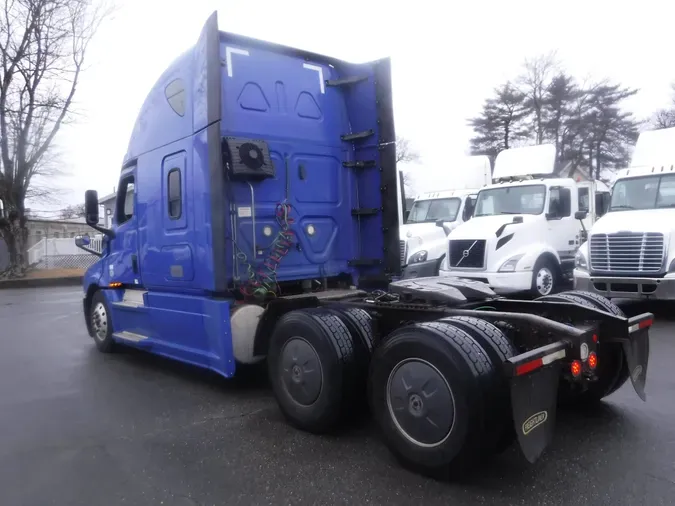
top-left (435, 219), bottom-right (445, 228)
top-left (463, 199), bottom-right (476, 222)
top-left (75, 234), bottom-right (91, 247)
top-left (575, 210), bottom-right (588, 220)
top-left (85, 190), bottom-right (100, 226)
top-left (596, 193), bottom-right (610, 217)
top-left (512, 216), bottom-right (524, 224)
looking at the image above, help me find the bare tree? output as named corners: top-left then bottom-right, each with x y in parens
top-left (58, 202), bottom-right (85, 219)
top-left (652, 109), bottom-right (675, 129)
top-left (518, 51), bottom-right (559, 145)
top-left (0, 0), bottom-right (110, 278)
top-left (650, 83), bottom-right (675, 129)
top-left (396, 135), bottom-right (420, 190)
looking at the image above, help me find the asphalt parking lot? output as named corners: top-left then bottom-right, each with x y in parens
top-left (1, 286), bottom-right (675, 506)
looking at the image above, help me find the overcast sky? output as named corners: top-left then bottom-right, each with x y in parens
top-left (36, 0), bottom-right (675, 215)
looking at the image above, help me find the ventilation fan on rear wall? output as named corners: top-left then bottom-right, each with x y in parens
top-left (238, 143), bottom-right (265, 170)
top-left (223, 137), bottom-right (275, 180)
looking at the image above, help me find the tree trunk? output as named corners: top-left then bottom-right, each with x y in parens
top-left (0, 211), bottom-right (28, 279)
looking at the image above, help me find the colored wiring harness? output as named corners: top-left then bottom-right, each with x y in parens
top-left (239, 201), bottom-right (295, 300)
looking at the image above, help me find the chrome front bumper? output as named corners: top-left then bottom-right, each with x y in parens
top-left (573, 269), bottom-right (675, 300)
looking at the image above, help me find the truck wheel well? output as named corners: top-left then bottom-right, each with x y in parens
top-left (535, 252), bottom-right (561, 274)
top-left (84, 284), bottom-right (99, 337)
top-left (252, 296), bottom-right (320, 356)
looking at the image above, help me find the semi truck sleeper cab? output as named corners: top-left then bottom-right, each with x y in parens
top-left (76, 11), bottom-right (653, 479)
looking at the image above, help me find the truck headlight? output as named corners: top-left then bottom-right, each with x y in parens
top-left (408, 250), bottom-right (428, 264)
top-left (498, 254), bottom-right (525, 272)
top-left (575, 250), bottom-right (588, 270)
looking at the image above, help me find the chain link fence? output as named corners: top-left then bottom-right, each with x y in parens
top-left (27, 234), bottom-right (103, 271)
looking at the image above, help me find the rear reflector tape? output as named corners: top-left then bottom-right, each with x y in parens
top-left (515, 349), bottom-right (567, 376)
top-left (629, 319), bottom-right (653, 333)
top-left (542, 349), bottom-right (567, 365)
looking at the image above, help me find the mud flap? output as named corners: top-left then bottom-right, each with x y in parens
top-left (622, 328), bottom-right (649, 401)
top-left (509, 363), bottom-right (561, 463)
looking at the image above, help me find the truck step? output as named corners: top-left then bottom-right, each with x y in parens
top-left (341, 129), bottom-right (374, 142)
top-left (343, 160), bottom-right (376, 169)
top-left (113, 300), bottom-right (144, 309)
top-left (113, 289), bottom-right (147, 309)
top-left (326, 75), bottom-right (368, 87)
top-left (113, 331), bottom-right (149, 343)
top-left (351, 208), bottom-right (380, 216)
top-left (348, 259), bottom-right (382, 267)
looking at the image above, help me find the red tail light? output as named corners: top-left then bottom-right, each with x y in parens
top-left (588, 352), bottom-right (598, 369)
top-left (570, 360), bottom-right (582, 377)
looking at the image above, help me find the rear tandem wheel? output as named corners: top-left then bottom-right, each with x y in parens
top-left (367, 321), bottom-right (507, 478)
top-left (267, 308), bottom-right (360, 433)
top-left (438, 316), bottom-right (518, 453)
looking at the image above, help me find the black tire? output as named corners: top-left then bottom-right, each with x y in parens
top-left (323, 307), bottom-right (375, 412)
top-left (323, 307), bottom-right (374, 366)
top-left (558, 290), bottom-right (630, 400)
top-left (438, 316), bottom-right (517, 453)
top-left (561, 290), bottom-right (624, 316)
top-left (530, 256), bottom-right (560, 297)
top-left (536, 291), bottom-right (630, 404)
top-left (536, 292), bottom-right (597, 309)
top-left (368, 321), bottom-right (496, 478)
top-left (267, 308), bottom-right (358, 434)
top-left (89, 291), bottom-right (115, 353)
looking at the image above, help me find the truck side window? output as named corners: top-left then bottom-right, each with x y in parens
top-left (578, 187), bottom-right (589, 213)
top-left (548, 187), bottom-right (571, 218)
top-left (168, 168), bottom-right (182, 219)
top-left (116, 178), bottom-right (135, 225)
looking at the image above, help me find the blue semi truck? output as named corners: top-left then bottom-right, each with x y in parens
top-left (76, 12), bottom-right (653, 477)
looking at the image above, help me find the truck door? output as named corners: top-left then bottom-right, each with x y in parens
top-left (106, 170), bottom-right (141, 286)
top-left (546, 186), bottom-right (578, 273)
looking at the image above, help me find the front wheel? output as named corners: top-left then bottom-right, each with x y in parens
top-left (89, 291), bottom-right (115, 353)
top-left (530, 257), bottom-right (560, 297)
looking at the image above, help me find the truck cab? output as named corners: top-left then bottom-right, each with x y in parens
top-left (71, 12), bottom-right (655, 479)
top-left (77, 11), bottom-right (400, 371)
top-left (439, 144), bottom-right (608, 296)
top-left (574, 127), bottom-right (675, 299)
top-left (399, 155), bottom-right (491, 278)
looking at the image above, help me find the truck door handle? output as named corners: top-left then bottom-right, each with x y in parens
top-left (132, 254), bottom-right (138, 273)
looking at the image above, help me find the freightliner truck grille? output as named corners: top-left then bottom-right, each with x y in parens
top-left (590, 232), bottom-right (665, 274)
